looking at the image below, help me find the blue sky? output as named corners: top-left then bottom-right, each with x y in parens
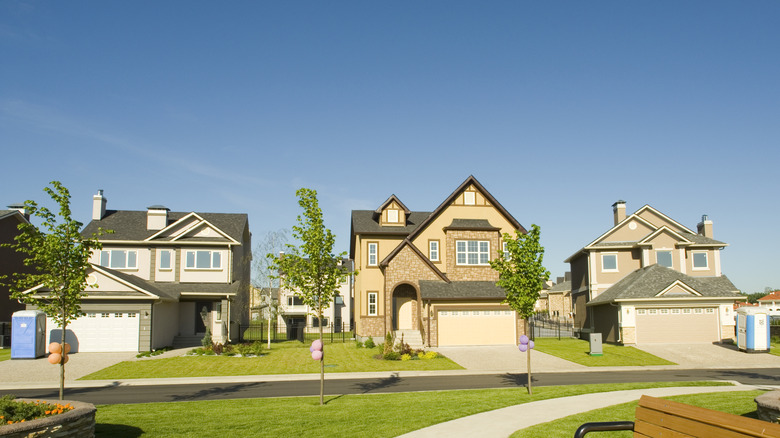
top-left (2, 1), bottom-right (778, 293)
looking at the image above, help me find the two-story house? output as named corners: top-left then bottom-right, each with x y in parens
top-left (350, 176), bottom-right (526, 347)
top-left (566, 201), bottom-right (744, 344)
top-left (1, 205), bottom-right (32, 325)
top-left (31, 190), bottom-right (251, 353)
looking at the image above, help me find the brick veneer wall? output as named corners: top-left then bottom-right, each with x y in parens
top-left (1, 399), bottom-right (95, 438)
top-left (621, 327), bottom-right (636, 344)
top-left (445, 230), bottom-right (500, 282)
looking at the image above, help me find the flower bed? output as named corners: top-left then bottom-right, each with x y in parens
top-left (0, 398), bottom-right (95, 438)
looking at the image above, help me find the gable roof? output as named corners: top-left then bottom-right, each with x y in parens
top-left (758, 291), bottom-right (780, 302)
top-left (81, 210), bottom-right (248, 243)
top-left (548, 280), bottom-right (571, 294)
top-left (379, 239), bottom-right (449, 282)
top-left (375, 195), bottom-right (411, 215)
top-left (587, 264), bottom-right (742, 306)
top-left (0, 209), bottom-right (27, 223)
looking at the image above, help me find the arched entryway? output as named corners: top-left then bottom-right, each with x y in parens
top-left (392, 283), bottom-right (418, 331)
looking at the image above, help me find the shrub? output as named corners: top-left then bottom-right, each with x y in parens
top-left (395, 339), bottom-right (412, 356)
top-left (400, 353), bottom-right (412, 361)
top-left (417, 351), bottom-right (425, 359)
top-left (354, 340), bottom-right (364, 348)
top-left (364, 337), bottom-right (375, 349)
top-left (213, 343), bottom-right (224, 355)
top-left (222, 344), bottom-right (236, 356)
top-left (383, 351), bottom-right (399, 361)
top-left (201, 328), bottom-right (213, 349)
top-left (423, 351), bottom-right (438, 360)
top-left (383, 332), bottom-right (394, 355)
top-left (0, 395), bottom-right (74, 425)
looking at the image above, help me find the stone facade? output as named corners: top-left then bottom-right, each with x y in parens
top-left (383, 245), bottom-right (443, 337)
top-left (1, 400), bottom-right (95, 438)
top-left (621, 326), bottom-right (637, 344)
top-left (445, 230), bottom-right (501, 282)
top-left (360, 316), bottom-right (386, 338)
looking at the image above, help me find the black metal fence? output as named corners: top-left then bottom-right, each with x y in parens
top-left (0, 322), bottom-right (9, 348)
top-left (239, 321), bottom-right (355, 344)
top-left (529, 314), bottom-right (574, 340)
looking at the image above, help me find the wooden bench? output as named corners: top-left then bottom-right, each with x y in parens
top-left (574, 394), bottom-right (780, 437)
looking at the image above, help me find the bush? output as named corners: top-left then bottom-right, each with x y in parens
top-left (383, 332), bottom-right (394, 355)
top-left (201, 328), bottom-right (213, 349)
top-left (400, 353), bottom-right (412, 361)
top-left (0, 395), bottom-right (74, 425)
top-left (354, 340), bottom-right (364, 348)
top-left (364, 337), bottom-right (375, 349)
top-left (383, 351), bottom-right (400, 361)
top-left (213, 343), bottom-right (224, 355)
top-left (423, 351), bottom-right (438, 360)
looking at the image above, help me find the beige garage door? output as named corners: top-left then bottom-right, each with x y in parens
top-left (437, 309), bottom-right (516, 346)
top-left (635, 307), bottom-right (719, 344)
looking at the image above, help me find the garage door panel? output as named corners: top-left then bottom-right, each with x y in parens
top-left (438, 309), bottom-right (516, 346)
top-left (45, 312), bottom-right (140, 352)
top-left (636, 308), bottom-right (718, 344)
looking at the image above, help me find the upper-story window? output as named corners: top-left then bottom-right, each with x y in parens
top-left (656, 250), bottom-right (673, 268)
top-left (100, 250), bottom-right (138, 270)
top-left (464, 191), bottom-right (476, 205)
top-left (429, 240), bottom-right (439, 262)
top-left (456, 240), bottom-right (490, 265)
top-left (185, 250), bottom-right (222, 270)
top-left (692, 251), bottom-right (709, 270)
top-left (367, 242), bottom-right (378, 266)
top-left (601, 253), bottom-right (618, 272)
top-left (287, 296), bottom-right (304, 306)
top-left (503, 242), bottom-right (510, 260)
top-left (386, 209), bottom-right (399, 223)
top-left (334, 295), bottom-right (344, 305)
top-left (159, 249), bottom-right (173, 270)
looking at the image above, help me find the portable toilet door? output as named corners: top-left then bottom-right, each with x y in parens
top-left (736, 307), bottom-right (770, 353)
top-left (11, 310), bottom-right (47, 359)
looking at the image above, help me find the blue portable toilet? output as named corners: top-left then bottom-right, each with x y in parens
top-left (11, 310), bottom-right (47, 359)
top-left (736, 307), bottom-right (770, 353)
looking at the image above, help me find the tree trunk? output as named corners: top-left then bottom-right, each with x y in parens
top-left (59, 310), bottom-right (66, 401)
top-left (525, 319), bottom-right (532, 395)
top-left (267, 313), bottom-right (271, 350)
top-left (318, 305), bottom-right (324, 406)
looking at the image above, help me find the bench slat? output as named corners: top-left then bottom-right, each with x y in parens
top-left (633, 419), bottom-right (691, 437)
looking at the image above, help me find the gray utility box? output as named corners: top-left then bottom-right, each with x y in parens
top-left (589, 333), bottom-right (603, 356)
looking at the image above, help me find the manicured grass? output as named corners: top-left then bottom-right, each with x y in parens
top-left (534, 338), bottom-right (676, 366)
top-left (81, 341), bottom-right (463, 380)
top-left (769, 338), bottom-right (780, 356)
top-left (0, 349), bottom-right (10, 362)
top-left (511, 390), bottom-right (765, 437)
top-left (94, 381), bottom-right (730, 437)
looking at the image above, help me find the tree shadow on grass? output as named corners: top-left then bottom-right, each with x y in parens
top-left (354, 372), bottom-right (401, 393)
top-left (95, 423), bottom-right (143, 437)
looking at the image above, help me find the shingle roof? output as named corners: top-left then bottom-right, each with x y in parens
top-left (81, 210), bottom-right (248, 243)
top-left (350, 210), bottom-right (431, 236)
top-left (588, 264), bottom-right (742, 306)
top-left (93, 265), bottom-right (241, 301)
top-left (419, 280), bottom-right (507, 300)
top-left (444, 219), bottom-right (500, 231)
top-left (548, 280), bottom-right (571, 294)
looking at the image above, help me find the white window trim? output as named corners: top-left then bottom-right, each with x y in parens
top-left (429, 240), bottom-right (439, 262)
top-left (692, 251), bottom-right (709, 270)
top-left (100, 249), bottom-right (139, 270)
top-left (601, 253), bottom-right (619, 272)
top-left (368, 292), bottom-right (377, 316)
top-left (367, 242), bottom-right (378, 266)
top-left (159, 249), bottom-right (173, 271)
top-left (455, 240), bottom-right (491, 266)
top-left (656, 249), bottom-right (673, 268)
top-left (386, 209), bottom-right (399, 223)
top-left (184, 250), bottom-right (223, 270)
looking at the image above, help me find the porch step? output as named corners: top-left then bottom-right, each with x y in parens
top-left (172, 335), bottom-right (204, 349)
top-left (394, 330), bottom-right (424, 349)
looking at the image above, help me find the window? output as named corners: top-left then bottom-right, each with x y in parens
top-left (601, 254), bottom-right (618, 271)
top-left (692, 251), bottom-right (708, 269)
top-left (456, 240), bottom-right (490, 265)
top-left (656, 250), bottom-right (673, 268)
top-left (312, 317), bottom-right (329, 327)
top-left (648, 309), bottom-right (657, 315)
top-left (334, 295), bottom-right (344, 305)
top-left (87, 313), bottom-right (96, 318)
top-left (287, 296), bottom-right (304, 306)
top-left (671, 309), bottom-right (680, 314)
top-left (368, 292), bottom-right (377, 315)
top-left (386, 209), bottom-right (399, 223)
top-left (101, 312), bottom-right (110, 318)
top-left (464, 191), bottom-right (476, 205)
top-left (367, 242), bottom-right (378, 266)
top-left (159, 250), bottom-right (172, 270)
top-left (100, 250), bottom-right (138, 269)
top-left (429, 240), bottom-right (439, 262)
top-left (215, 302), bottom-right (223, 321)
top-left (185, 250), bottom-right (222, 269)
top-left (503, 242), bottom-right (509, 260)
top-left (440, 311), bottom-right (448, 316)
top-left (127, 312), bottom-right (136, 318)
top-left (115, 313), bottom-right (123, 318)
top-left (637, 309), bottom-right (646, 315)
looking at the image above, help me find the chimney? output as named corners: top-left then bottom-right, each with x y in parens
top-left (565, 271), bottom-right (571, 282)
top-left (146, 205), bottom-right (170, 230)
top-left (92, 190), bottom-right (107, 220)
top-left (697, 214), bottom-right (713, 238)
top-left (7, 203), bottom-right (29, 221)
top-left (612, 200), bottom-right (626, 225)
top-left (556, 276), bottom-right (564, 284)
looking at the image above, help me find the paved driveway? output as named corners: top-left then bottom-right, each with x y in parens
top-left (0, 352), bottom-right (136, 383)
top-left (633, 342), bottom-right (780, 369)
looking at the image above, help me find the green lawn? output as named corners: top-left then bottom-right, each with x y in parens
top-left (512, 390), bottom-right (765, 437)
top-left (534, 338), bottom-right (676, 366)
top-left (769, 337), bottom-right (780, 356)
top-left (0, 349), bottom-right (10, 362)
top-left (82, 342), bottom-right (463, 380)
top-left (94, 381), bottom-right (730, 437)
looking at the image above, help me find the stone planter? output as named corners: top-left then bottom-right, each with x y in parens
top-left (756, 391), bottom-right (780, 424)
top-left (0, 399), bottom-right (95, 438)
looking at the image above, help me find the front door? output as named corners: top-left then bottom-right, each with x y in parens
top-left (394, 296), bottom-right (413, 330)
top-left (195, 302), bottom-right (212, 334)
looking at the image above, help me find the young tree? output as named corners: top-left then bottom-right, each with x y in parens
top-left (490, 224), bottom-right (550, 395)
top-left (1, 181), bottom-right (108, 400)
top-left (252, 229), bottom-right (289, 349)
top-left (269, 188), bottom-right (350, 405)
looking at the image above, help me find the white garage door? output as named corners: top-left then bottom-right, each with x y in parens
top-left (46, 312), bottom-right (140, 352)
top-left (438, 309), bottom-right (516, 346)
top-left (635, 307), bottom-right (719, 344)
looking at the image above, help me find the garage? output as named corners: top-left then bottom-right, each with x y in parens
top-left (437, 308), bottom-right (516, 346)
top-left (45, 311), bottom-right (140, 352)
top-left (635, 307), bottom-right (719, 344)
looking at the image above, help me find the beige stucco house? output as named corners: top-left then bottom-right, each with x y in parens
top-left (566, 201), bottom-right (744, 344)
top-left (537, 273), bottom-right (572, 320)
top-left (350, 176), bottom-right (526, 347)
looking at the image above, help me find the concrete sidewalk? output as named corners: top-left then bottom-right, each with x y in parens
top-left (397, 384), bottom-right (773, 438)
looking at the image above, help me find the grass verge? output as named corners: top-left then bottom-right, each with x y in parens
top-left (0, 349), bottom-right (10, 362)
top-left (511, 389), bottom-right (765, 437)
top-left (95, 381), bottom-right (731, 437)
top-left (81, 341), bottom-right (462, 380)
top-left (534, 338), bottom-right (676, 366)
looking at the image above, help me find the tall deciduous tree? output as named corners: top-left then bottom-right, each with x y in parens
top-left (490, 224), bottom-right (549, 395)
top-left (1, 182), bottom-right (108, 400)
top-left (269, 188), bottom-right (350, 405)
top-left (252, 229), bottom-right (290, 349)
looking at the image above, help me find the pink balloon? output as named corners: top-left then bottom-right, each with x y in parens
top-left (48, 353), bottom-right (61, 364)
top-left (311, 339), bottom-right (323, 351)
top-left (63, 343), bottom-right (71, 354)
top-left (518, 344), bottom-right (528, 352)
top-left (49, 342), bottom-right (62, 354)
top-left (311, 350), bottom-right (323, 360)
top-left (519, 335), bottom-right (529, 345)
top-left (528, 340), bottom-right (535, 350)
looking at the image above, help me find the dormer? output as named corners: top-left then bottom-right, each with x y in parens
top-left (375, 195), bottom-right (410, 227)
top-left (452, 184), bottom-right (491, 207)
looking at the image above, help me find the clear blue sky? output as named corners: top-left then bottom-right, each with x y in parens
top-left (2, 1), bottom-right (778, 293)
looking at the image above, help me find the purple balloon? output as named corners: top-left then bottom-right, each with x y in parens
top-left (311, 350), bottom-right (323, 360)
top-left (528, 340), bottom-right (535, 350)
top-left (519, 335), bottom-right (529, 345)
top-left (311, 339), bottom-right (323, 351)
top-left (518, 344), bottom-right (528, 352)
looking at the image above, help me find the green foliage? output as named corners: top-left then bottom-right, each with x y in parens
top-left (744, 292), bottom-right (769, 303)
top-left (383, 332), bottom-right (394, 355)
top-left (354, 340), bottom-right (364, 348)
top-left (383, 351), bottom-right (400, 360)
top-left (363, 337), bottom-right (375, 349)
top-left (201, 328), bottom-right (213, 349)
top-left (0, 395), bottom-right (74, 424)
top-left (490, 224), bottom-right (550, 320)
top-left (136, 347), bottom-right (171, 358)
top-left (400, 353), bottom-right (412, 361)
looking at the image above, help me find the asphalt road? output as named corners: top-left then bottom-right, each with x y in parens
top-left (3, 368), bottom-right (780, 405)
